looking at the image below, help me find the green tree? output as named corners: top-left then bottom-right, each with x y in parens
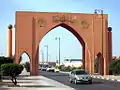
top-left (0, 56), bottom-right (14, 80)
top-left (1, 63), bottom-right (23, 85)
top-left (109, 59), bottom-right (120, 75)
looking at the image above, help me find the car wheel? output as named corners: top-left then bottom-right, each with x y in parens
top-left (74, 79), bottom-right (77, 84)
top-left (89, 81), bottom-right (92, 84)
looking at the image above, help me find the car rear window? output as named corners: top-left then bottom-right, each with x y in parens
top-left (75, 70), bottom-right (88, 75)
top-left (49, 66), bottom-right (52, 68)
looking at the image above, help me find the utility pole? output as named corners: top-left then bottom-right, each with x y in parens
top-left (41, 50), bottom-right (44, 63)
top-left (55, 37), bottom-right (61, 66)
top-left (44, 45), bottom-right (48, 62)
top-left (56, 56), bottom-right (58, 65)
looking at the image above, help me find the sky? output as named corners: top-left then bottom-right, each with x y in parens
top-left (0, 0), bottom-right (120, 63)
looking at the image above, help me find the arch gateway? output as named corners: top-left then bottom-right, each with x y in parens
top-left (12, 11), bottom-right (112, 76)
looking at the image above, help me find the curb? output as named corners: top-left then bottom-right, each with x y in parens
top-left (91, 76), bottom-right (120, 82)
top-left (59, 71), bottom-right (70, 74)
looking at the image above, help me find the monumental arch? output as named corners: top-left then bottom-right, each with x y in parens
top-left (12, 11), bottom-right (112, 76)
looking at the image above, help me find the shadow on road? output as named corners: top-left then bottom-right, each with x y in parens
top-left (92, 81), bottom-right (104, 84)
top-left (20, 85), bottom-right (55, 88)
top-left (74, 81), bottom-right (104, 85)
top-left (44, 74), bottom-right (68, 76)
top-left (2, 76), bottom-right (42, 80)
top-left (1, 81), bottom-right (32, 83)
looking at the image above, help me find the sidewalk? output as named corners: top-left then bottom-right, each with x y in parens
top-left (0, 68), bottom-right (75, 90)
top-left (60, 71), bottom-right (120, 82)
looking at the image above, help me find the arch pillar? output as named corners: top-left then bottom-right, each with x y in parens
top-left (82, 45), bottom-right (85, 69)
top-left (30, 50), bottom-right (39, 76)
top-left (85, 47), bottom-right (90, 73)
top-left (107, 28), bottom-right (112, 73)
top-left (30, 22), bottom-right (39, 76)
top-left (35, 46), bottom-right (39, 75)
top-left (89, 49), bottom-right (95, 75)
top-left (97, 53), bottom-right (104, 75)
top-left (91, 53), bottom-right (95, 75)
top-left (84, 41), bottom-right (94, 75)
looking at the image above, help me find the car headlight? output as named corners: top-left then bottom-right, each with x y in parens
top-left (76, 76), bottom-right (79, 80)
top-left (88, 76), bottom-right (92, 79)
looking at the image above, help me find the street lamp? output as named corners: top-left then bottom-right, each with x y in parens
top-left (40, 50), bottom-right (44, 63)
top-left (44, 45), bottom-right (48, 62)
top-left (48, 54), bottom-right (51, 62)
top-left (55, 37), bottom-right (61, 66)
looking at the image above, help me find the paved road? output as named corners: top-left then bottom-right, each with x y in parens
top-left (39, 71), bottom-right (120, 90)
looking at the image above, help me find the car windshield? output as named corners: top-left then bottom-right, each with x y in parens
top-left (75, 70), bottom-right (88, 75)
top-left (43, 65), bottom-right (49, 68)
top-left (39, 64), bottom-right (42, 67)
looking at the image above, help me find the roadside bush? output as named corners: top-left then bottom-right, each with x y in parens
top-left (0, 56), bottom-right (14, 80)
top-left (109, 59), bottom-right (120, 75)
top-left (55, 65), bottom-right (59, 69)
top-left (55, 65), bottom-right (64, 70)
top-left (64, 66), bottom-right (71, 72)
top-left (70, 67), bottom-right (77, 71)
top-left (94, 56), bottom-right (99, 73)
top-left (1, 63), bottom-right (23, 85)
top-left (77, 66), bottom-right (83, 69)
top-left (60, 66), bottom-right (71, 72)
top-left (60, 65), bottom-right (83, 72)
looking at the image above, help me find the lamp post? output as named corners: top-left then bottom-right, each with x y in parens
top-left (56, 56), bottom-right (58, 65)
top-left (40, 50), bottom-right (44, 63)
top-left (48, 54), bottom-right (51, 62)
top-left (55, 37), bottom-right (61, 66)
top-left (44, 45), bottom-right (48, 62)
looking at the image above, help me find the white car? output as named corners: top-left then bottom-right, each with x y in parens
top-left (69, 69), bottom-right (92, 84)
top-left (46, 65), bottom-right (55, 72)
top-left (41, 64), bottom-right (49, 71)
top-left (55, 68), bottom-right (60, 72)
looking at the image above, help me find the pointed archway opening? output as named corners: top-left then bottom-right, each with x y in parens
top-left (20, 52), bottom-right (31, 73)
top-left (94, 53), bottom-right (104, 75)
top-left (38, 23), bottom-right (85, 72)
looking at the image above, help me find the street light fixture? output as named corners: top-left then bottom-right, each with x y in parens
top-left (44, 45), bottom-right (48, 62)
top-left (48, 54), bottom-right (51, 62)
top-left (55, 37), bottom-right (61, 66)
